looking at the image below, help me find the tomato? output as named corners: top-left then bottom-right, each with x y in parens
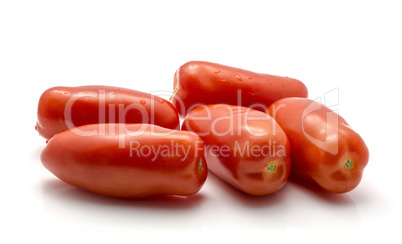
top-left (41, 123), bottom-right (207, 199)
top-left (266, 98), bottom-right (369, 193)
top-left (36, 86), bottom-right (180, 139)
top-left (182, 104), bottom-right (291, 196)
top-left (170, 61), bottom-right (308, 118)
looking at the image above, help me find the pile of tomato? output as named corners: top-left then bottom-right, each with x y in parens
top-left (36, 61), bottom-right (369, 199)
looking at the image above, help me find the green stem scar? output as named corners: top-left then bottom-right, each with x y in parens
top-left (344, 159), bottom-right (354, 169)
top-left (198, 158), bottom-right (203, 170)
top-left (266, 162), bottom-right (276, 173)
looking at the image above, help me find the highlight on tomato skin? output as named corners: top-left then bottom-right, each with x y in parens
top-left (266, 97), bottom-right (369, 194)
top-left (170, 61), bottom-right (308, 118)
top-left (40, 123), bottom-right (208, 199)
top-left (36, 85), bottom-right (180, 139)
top-left (181, 104), bottom-right (291, 196)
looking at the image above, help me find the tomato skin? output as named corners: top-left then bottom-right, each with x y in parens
top-left (182, 104), bottom-right (291, 196)
top-left (170, 61), bottom-right (308, 118)
top-left (41, 124), bottom-right (207, 199)
top-left (36, 86), bottom-right (180, 139)
top-left (266, 98), bottom-right (369, 193)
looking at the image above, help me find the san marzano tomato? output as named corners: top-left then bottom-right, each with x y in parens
top-left (41, 123), bottom-right (207, 199)
top-left (182, 104), bottom-right (291, 196)
top-left (36, 86), bottom-right (180, 139)
top-left (170, 61), bottom-right (308, 118)
top-left (266, 98), bottom-right (369, 193)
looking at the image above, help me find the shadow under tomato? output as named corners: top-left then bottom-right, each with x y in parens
top-left (288, 175), bottom-right (356, 205)
top-left (199, 172), bottom-right (292, 231)
top-left (205, 172), bottom-right (289, 208)
top-left (39, 177), bottom-right (209, 233)
top-left (41, 177), bottom-right (206, 210)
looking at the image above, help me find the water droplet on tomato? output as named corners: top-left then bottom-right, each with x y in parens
top-left (159, 99), bottom-right (164, 103)
top-left (235, 75), bottom-right (243, 81)
top-left (140, 100), bottom-right (146, 105)
top-left (214, 70), bottom-right (221, 74)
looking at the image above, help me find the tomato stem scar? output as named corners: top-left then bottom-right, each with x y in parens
top-left (344, 159), bottom-right (354, 169)
top-left (198, 158), bottom-right (203, 170)
top-left (266, 162), bottom-right (276, 173)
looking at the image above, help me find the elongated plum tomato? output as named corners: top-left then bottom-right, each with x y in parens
top-left (36, 86), bottom-right (180, 139)
top-left (182, 104), bottom-right (291, 196)
top-left (41, 124), bottom-right (208, 199)
top-left (266, 98), bottom-right (369, 193)
top-left (170, 61), bottom-right (308, 118)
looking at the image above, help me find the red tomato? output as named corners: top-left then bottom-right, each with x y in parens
top-left (182, 104), bottom-right (291, 196)
top-left (36, 86), bottom-right (180, 139)
top-left (41, 124), bottom-right (207, 199)
top-left (266, 98), bottom-right (369, 193)
top-left (170, 61), bottom-right (308, 118)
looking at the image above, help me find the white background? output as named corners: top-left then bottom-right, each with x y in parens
top-left (1, 0), bottom-right (401, 243)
